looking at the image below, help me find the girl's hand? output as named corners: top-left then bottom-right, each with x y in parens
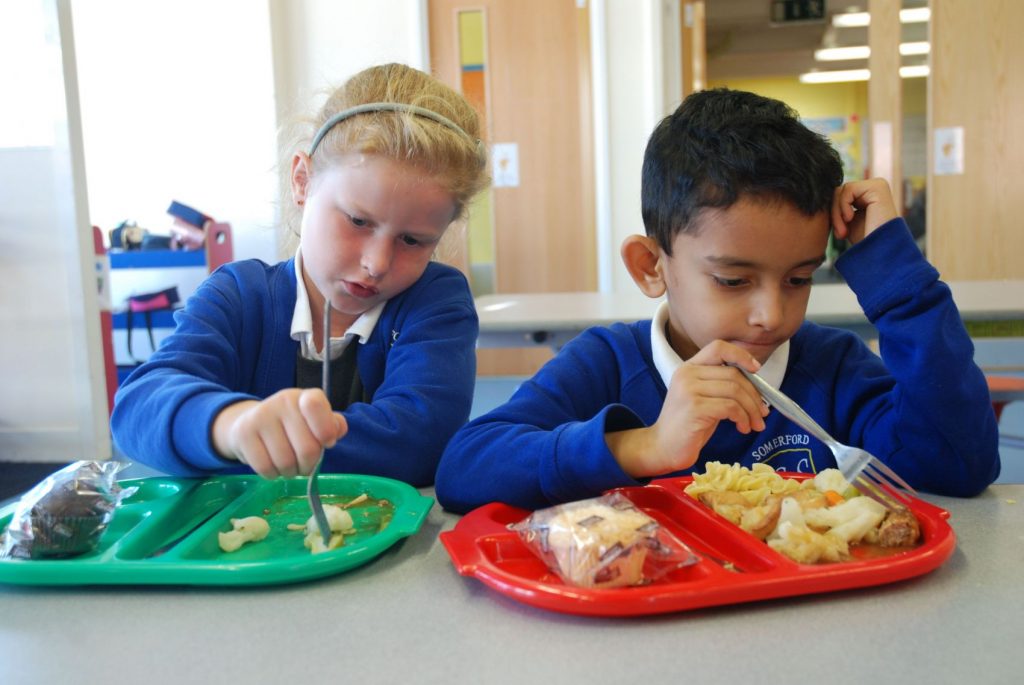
top-left (831, 178), bottom-right (899, 245)
top-left (212, 388), bottom-right (348, 479)
top-left (606, 340), bottom-right (768, 479)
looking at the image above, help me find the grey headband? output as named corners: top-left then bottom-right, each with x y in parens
top-left (309, 102), bottom-right (483, 156)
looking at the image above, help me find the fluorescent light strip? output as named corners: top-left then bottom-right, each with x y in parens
top-left (800, 68), bottom-right (870, 83)
top-left (799, 65), bottom-right (930, 84)
top-left (899, 41), bottom-right (930, 56)
top-left (832, 7), bottom-right (931, 28)
top-left (814, 41), bottom-right (931, 61)
top-left (814, 46), bottom-right (871, 61)
top-left (899, 64), bottom-right (930, 78)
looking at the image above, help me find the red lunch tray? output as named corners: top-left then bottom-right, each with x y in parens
top-left (439, 474), bottom-right (956, 617)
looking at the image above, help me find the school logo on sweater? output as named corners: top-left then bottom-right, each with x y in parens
top-left (750, 433), bottom-right (818, 473)
top-left (390, 329), bottom-right (400, 347)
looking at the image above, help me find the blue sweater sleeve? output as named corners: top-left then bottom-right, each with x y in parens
top-left (435, 328), bottom-right (644, 513)
top-left (111, 261), bottom-right (478, 485)
top-left (111, 264), bottom-right (269, 476)
top-left (832, 218), bottom-right (1000, 495)
top-left (321, 265), bottom-right (478, 487)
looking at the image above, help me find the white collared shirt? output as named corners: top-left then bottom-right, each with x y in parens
top-left (649, 300), bottom-right (789, 390)
top-left (291, 248), bottom-right (385, 361)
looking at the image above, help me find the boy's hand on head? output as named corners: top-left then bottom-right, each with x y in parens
top-left (831, 178), bottom-right (899, 245)
top-left (606, 341), bottom-right (769, 479)
top-left (211, 389), bottom-right (348, 480)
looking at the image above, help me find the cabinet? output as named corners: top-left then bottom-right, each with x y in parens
top-left (104, 222), bottom-right (233, 385)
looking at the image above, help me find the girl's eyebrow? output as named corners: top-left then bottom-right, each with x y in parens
top-left (704, 254), bottom-right (826, 269)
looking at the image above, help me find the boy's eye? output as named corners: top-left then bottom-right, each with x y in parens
top-left (346, 214), bottom-right (367, 227)
top-left (713, 276), bottom-right (747, 288)
top-left (401, 235), bottom-right (421, 247)
top-left (788, 276), bottom-right (814, 287)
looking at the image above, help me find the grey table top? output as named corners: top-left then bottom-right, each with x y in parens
top-left (2, 485), bottom-right (1021, 685)
top-left (475, 280), bottom-right (1024, 349)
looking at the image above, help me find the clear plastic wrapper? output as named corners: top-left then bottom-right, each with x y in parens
top-left (1, 461), bottom-right (137, 559)
top-left (511, 492), bottom-right (698, 589)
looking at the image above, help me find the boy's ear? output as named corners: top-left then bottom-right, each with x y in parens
top-left (290, 152), bottom-right (312, 206)
top-left (620, 235), bottom-right (667, 298)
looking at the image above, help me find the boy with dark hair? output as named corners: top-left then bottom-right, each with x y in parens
top-left (435, 88), bottom-right (999, 513)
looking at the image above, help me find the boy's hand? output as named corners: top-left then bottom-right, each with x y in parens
top-left (212, 389), bottom-right (348, 479)
top-left (606, 341), bottom-right (768, 479)
top-left (831, 178), bottom-right (899, 245)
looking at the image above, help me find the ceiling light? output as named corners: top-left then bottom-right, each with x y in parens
top-left (800, 68), bottom-right (871, 83)
top-left (832, 7), bottom-right (931, 28)
top-left (814, 41), bottom-right (930, 61)
top-left (815, 46), bottom-right (871, 61)
top-left (899, 64), bottom-right (930, 78)
top-left (899, 41), bottom-right (930, 56)
top-left (799, 65), bottom-right (930, 84)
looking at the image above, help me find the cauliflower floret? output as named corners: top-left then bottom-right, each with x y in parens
top-left (768, 520), bottom-right (849, 564)
top-left (766, 497), bottom-right (849, 564)
top-left (217, 516), bottom-right (270, 553)
top-left (813, 468), bottom-right (853, 496)
top-left (803, 496), bottom-right (887, 544)
top-left (292, 504), bottom-right (355, 555)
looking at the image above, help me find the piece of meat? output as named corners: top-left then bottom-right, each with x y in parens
top-left (877, 507), bottom-right (921, 547)
top-left (740, 495), bottom-right (783, 540)
top-left (698, 491), bottom-right (750, 526)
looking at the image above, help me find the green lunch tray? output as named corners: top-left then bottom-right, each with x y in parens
top-left (0, 474), bottom-right (433, 586)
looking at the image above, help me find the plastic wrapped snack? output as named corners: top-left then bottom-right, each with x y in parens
top-left (512, 493), bottom-right (697, 589)
top-left (0, 461), bottom-right (137, 559)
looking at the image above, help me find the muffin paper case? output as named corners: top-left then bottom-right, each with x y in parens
top-left (511, 492), bottom-right (698, 589)
top-left (0, 461), bottom-right (136, 559)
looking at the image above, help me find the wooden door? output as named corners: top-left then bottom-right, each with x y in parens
top-left (429, 0), bottom-right (596, 375)
top-left (928, 0), bottom-right (1024, 280)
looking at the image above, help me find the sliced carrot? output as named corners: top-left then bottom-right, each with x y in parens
top-left (824, 490), bottom-right (845, 506)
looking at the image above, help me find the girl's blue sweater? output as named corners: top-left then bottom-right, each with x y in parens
top-left (112, 260), bottom-right (478, 486)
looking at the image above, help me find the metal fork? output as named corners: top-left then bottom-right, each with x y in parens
top-left (736, 367), bottom-right (917, 510)
top-left (306, 299), bottom-right (332, 547)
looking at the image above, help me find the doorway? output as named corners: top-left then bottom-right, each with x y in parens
top-left (429, 0), bottom-right (596, 376)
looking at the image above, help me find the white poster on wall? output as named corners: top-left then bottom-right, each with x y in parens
top-left (934, 126), bottom-right (965, 175)
top-left (492, 142), bottom-right (520, 188)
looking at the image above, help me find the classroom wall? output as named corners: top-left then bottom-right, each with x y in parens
top-left (269, 0), bottom-right (429, 130)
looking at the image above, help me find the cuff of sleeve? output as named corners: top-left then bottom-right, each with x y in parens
top-left (544, 404), bottom-right (645, 502)
top-left (172, 391), bottom-right (255, 472)
top-left (835, 217), bottom-right (939, 321)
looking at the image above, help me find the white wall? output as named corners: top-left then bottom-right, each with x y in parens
top-left (595, 0), bottom-right (681, 294)
top-left (270, 0), bottom-right (428, 126)
top-left (71, 0), bottom-right (280, 264)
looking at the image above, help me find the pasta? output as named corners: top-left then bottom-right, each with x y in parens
top-left (685, 462), bottom-right (918, 564)
top-left (684, 461), bottom-right (808, 506)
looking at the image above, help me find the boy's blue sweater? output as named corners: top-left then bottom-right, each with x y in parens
top-left (436, 219), bottom-right (1000, 513)
top-left (111, 260), bottom-right (478, 486)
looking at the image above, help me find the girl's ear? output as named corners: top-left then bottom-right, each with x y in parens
top-left (620, 235), bottom-right (667, 298)
top-left (291, 152), bottom-right (312, 206)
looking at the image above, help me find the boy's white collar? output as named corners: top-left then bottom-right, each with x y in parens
top-left (649, 300), bottom-right (789, 391)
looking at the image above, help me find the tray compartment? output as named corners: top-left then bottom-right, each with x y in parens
top-left (618, 485), bottom-right (785, 574)
top-left (173, 476), bottom-right (398, 562)
top-left (112, 477), bottom-right (257, 560)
